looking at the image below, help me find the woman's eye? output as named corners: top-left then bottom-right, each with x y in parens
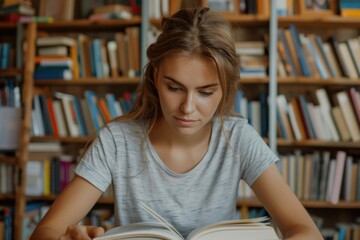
top-left (167, 85), bottom-right (182, 92)
top-left (199, 91), bottom-right (213, 96)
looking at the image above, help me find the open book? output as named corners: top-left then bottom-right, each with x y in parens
top-left (94, 202), bottom-right (280, 240)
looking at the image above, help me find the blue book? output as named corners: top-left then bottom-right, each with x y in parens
top-left (84, 91), bottom-right (101, 131)
top-left (234, 90), bottom-right (243, 114)
top-left (306, 37), bottom-right (328, 79)
top-left (34, 68), bottom-right (72, 80)
top-left (0, 43), bottom-right (10, 69)
top-left (90, 39), bottom-right (103, 78)
top-left (314, 35), bottom-right (335, 78)
top-left (105, 93), bottom-right (118, 118)
top-left (340, 2), bottom-right (360, 8)
top-left (259, 92), bottom-right (268, 137)
top-left (288, 25), bottom-right (311, 76)
top-left (72, 96), bottom-right (87, 136)
top-left (298, 95), bottom-right (316, 139)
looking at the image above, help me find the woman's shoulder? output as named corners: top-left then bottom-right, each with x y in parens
top-left (102, 119), bottom-right (147, 136)
top-left (214, 115), bottom-right (248, 128)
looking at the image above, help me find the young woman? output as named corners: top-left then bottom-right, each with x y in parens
top-left (31, 7), bottom-right (322, 240)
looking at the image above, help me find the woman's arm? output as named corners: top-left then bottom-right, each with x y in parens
top-left (251, 164), bottom-right (323, 240)
top-left (30, 175), bottom-right (105, 240)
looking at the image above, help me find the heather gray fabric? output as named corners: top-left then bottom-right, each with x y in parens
top-left (75, 116), bottom-right (278, 237)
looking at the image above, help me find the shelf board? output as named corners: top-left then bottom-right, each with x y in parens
top-left (26, 195), bottom-right (114, 204)
top-left (240, 77), bottom-right (360, 85)
top-left (279, 15), bottom-right (360, 28)
top-left (0, 193), bottom-right (16, 200)
top-left (150, 14), bottom-right (269, 29)
top-left (37, 17), bottom-right (142, 31)
top-left (0, 155), bottom-right (17, 164)
top-left (31, 136), bottom-right (94, 143)
top-left (0, 68), bottom-right (22, 77)
top-left (237, 198), bottom-right (360, 209)
top-left (34, 77), bottom-right (140, 85)
top-left (277, 139), bottom-right (360, 149)
top-left (0, 22), bottom-right (17, 29)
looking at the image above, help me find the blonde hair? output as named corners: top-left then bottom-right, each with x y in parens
top-left (118, 7), bottom-right (240, 133)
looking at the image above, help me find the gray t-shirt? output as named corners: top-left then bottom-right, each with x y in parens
top-left (75, 116), bottom-right (278, 237)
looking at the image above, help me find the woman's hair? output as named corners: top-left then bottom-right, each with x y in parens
top-left (119, 7), bottom-right (240, 133)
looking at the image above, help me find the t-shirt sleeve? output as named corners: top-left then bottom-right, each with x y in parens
top-left (239, 123), bottom-right (279, 187)
top-left (75, 126), bottom-right (116, 192)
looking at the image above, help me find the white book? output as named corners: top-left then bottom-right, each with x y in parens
top-left (336, 91), bottom-right (360, 142)
top-left (315, 89), bottom-right (340, 141)
top-left (54, 92), bottom-right (80, 137)
top-left (325, 159), bottom-right (336, 202)
top-left (37, 36), bottom-right (76, 47)
top-left (330, 151), bottom-right (346, 204)
top-left (250, 101), bottom-right (261, 134)
top-left (25, 161), bottom-right (44, 196)
top-left (52, 100), bottom-right (68, 137)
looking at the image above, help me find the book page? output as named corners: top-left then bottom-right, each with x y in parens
top-left (94, 222), bottom-right (181, 240)
top-left (140, 202), bottom-right (184, 240)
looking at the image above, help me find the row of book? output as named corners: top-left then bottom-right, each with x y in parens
top-left (0, 80), bottom-right (21, 151)
top-left (0, 80), bottom-right (21, 107)
top-left (280, 150), bottom-right (360, 204)
top-left (275, 87), bottom-right (360, 142)
top-left (340, 0), bottom-right (360, 17)
top-left (278, 25), bottom-right (360, 80)
top-left (235, 41), bottom-right (267, 78)
top-left (34, 28), bottom-right (140, 80)
top-left (0, 0), bottom-right (35, 23)
top-left (31, 91), bottom-right (136, 137)
top-left (25, 155), bottom-right (76, 196)
top-left (238, 149), bottom-right (360, 204)
top-left (233, 86), bottom-right (360, 142)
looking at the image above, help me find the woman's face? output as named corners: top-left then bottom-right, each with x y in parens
top-left (154, 54), bottom-right (223, 136)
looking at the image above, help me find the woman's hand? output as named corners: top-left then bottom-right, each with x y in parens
top-left (58, 225), bottom-right (105, 240)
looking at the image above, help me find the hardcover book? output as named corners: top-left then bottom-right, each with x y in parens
top-left (94, 203), bottom-right (279, 240)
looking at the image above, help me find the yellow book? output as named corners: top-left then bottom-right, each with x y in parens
top-left (341, 9), bottom-right (360, 17)
top-left (43, 159), bottom-right (51, 196)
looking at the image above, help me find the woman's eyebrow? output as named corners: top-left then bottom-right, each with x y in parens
top-left (164, 76), bottom-right (219, 88)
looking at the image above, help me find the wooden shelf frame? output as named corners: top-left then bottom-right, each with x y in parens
top-left (34, 77), bottom-right (141, 85)
top-left (0, 69), bottom-right (23, 77)
top-left (241, 77), bottom-right (360, 85)
top-left (237, 199), bottom-right (360, 209)
top-left (31, 136), bottom-right (94, 143)
top-left (37, 17), bottom-right (142, 31)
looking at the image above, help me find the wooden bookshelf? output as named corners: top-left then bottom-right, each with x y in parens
top-left (277, 139), bottom-right (360, 149)
top-left (0, 193), bottom-right (16, 200)
top-left (34, 77), bottom-right (141, 85)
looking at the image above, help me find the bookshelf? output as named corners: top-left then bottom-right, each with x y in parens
top-left (0, 21), bottom-right (36, 240)
top-left (1, 0), bottom-right (360, 239)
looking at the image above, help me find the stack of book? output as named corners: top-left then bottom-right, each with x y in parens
top-left (0, 0), bottom-right (34, 22)
top-left (34, 36), bottom-right (78, 80)
top-left (340, 0), bottom-right (360, 17)
top-left (235, 41), bottom-right (267, 78)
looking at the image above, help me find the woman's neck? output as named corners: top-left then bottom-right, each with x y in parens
top-left (149, 117), bottom-right (212, 148)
